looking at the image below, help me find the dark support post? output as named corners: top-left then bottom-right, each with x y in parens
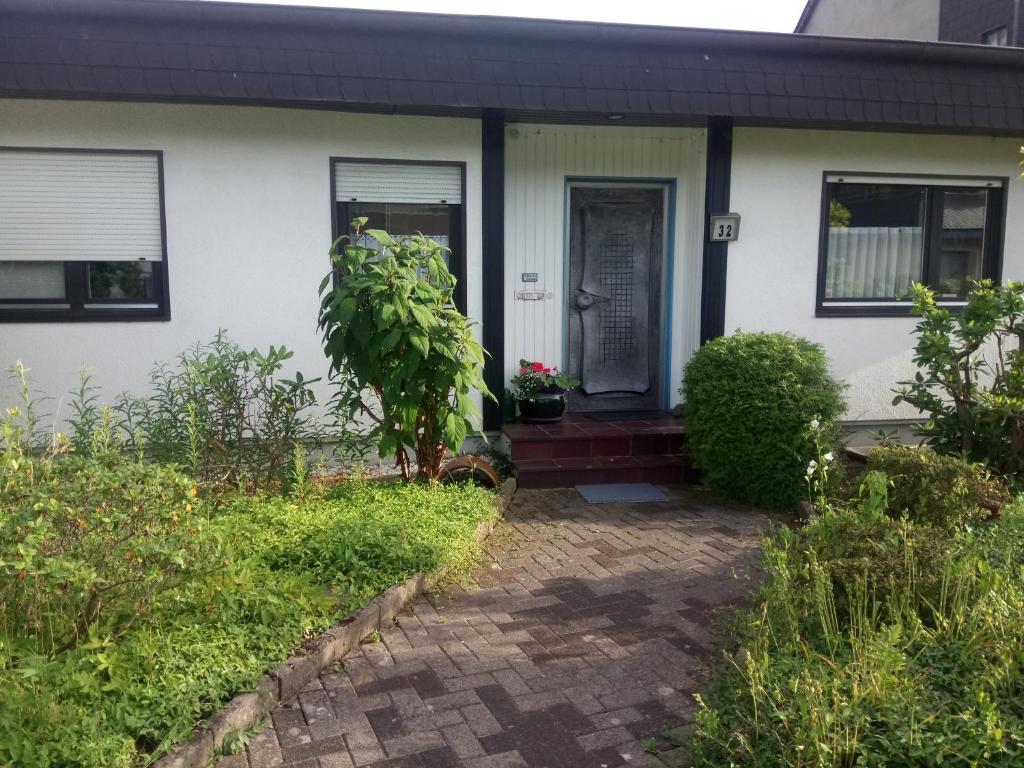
top-left (699, 116), bottom-right (733, 345)
top-left (481, 109), bottom-right (505, 431)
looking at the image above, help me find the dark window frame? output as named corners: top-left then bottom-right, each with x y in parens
top-left (329, 157), bottom-right (468, 312)
top-left (815, 171), bottom-right (1007, 318)
top-left (0, 146), bottom-right (171, 323)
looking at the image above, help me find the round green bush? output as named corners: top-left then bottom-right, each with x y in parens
top-left (682, 331), bottom-right (845, 509)
top-left (865, 445), bottom-right (1010, 531)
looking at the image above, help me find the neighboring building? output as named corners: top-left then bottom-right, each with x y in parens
top-left (795, 0), bottom-right (941, 41)
top-left (1, 0), bottom-right (1023, 435)
top-left (940, 0), bottom-right (1024, 46)
top-left (797, 0), bottom-right (1023, 45)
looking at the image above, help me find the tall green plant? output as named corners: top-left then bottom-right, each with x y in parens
top-left (318, 220), bottom-right (492, 482)
top-left (114, 332), bottom-right (323, 490)
top-left (894, 280), bottom-right (1024, 477)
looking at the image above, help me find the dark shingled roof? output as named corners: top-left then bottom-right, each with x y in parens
top-left (3, 0), bottom-right (1024, 134)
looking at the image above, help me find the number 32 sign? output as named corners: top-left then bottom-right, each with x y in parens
top-left (709, 213), bottom-right (741, 242)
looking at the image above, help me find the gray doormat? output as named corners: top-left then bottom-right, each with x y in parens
top-left (576, 483), bottom-right (669, 504)
top-left (586, 410), bottom-right (666, 422)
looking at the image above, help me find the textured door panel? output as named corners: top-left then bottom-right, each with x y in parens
top-left (568, 187), bottom-right (664, 412)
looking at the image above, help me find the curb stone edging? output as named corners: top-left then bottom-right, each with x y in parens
top-left (154, 477), bottom-right (516, 768)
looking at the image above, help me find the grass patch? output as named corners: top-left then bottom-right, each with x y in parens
top-left (1, 462), bottom-right (497, 767)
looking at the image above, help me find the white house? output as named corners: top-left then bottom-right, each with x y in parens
top-left (0, 0), bottom-right (1020, 444)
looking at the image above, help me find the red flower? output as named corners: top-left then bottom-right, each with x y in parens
top-left (531, 362), bottom-right (545, 372)
top-left (519, 367), bottom-right (528, 375)
top-left (542, 367), bottom-right (552, 374)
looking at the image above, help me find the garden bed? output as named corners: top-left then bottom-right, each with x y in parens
top-left (687, 490), bottom-right (1024, 766)
top-left (1, 475), bottom-right (511, 768)
top-left (157, 477), bottom-right (515, 768)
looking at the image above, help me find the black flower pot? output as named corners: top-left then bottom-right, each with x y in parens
top-left (517, 392), bottom-right (567, 423)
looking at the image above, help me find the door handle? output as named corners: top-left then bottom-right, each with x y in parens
top-left (575, 289), bottom-right (607, 310)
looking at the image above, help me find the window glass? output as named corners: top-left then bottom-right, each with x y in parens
top-left (0, 261), bottom-right (65, 299)
top-left (982, 26), bottom-right (1009, 46)
top-left (350, 202), bottom-right (452, 264)
top-left (819, 178), bottom-right (1001, 313)
top-left (824, 184), bottom-right (926, 300)
top-left (87, 261), bottom-right (156, 300)
top-left (935, 190), bottom-right (987, 298)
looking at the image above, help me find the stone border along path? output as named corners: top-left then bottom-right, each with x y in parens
top-left (222, 486), bottom-right (772, 768)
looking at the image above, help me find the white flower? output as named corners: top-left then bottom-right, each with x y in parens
top-left (805, 459), bottom-right (818, 477)
top-left (824, 452), bottom-right (834, 463)
top-left (809, 418), bottom-right (820, 430)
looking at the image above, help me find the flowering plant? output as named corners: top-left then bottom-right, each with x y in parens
top-left (805, 415), bottom-right (839, 509)
top-left (510, 359), bottom-right (581, 399)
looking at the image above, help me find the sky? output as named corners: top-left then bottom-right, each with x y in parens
top-left (197, 0), bottom-right (810, 33)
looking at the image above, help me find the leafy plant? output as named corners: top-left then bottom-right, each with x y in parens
top-left (869, 426), bottom-right (901, 448)
top-left (0, 409), bottom-right (203, 657)
top-left (682, 332), bottom-right (846, 509)
top-left (114, 331), bottom-right (323, 491)
top-left (5, 361), bottom-right (48, 450)
top-left (690, 498), bottom-right (1024, 767)
top-left (804, 416), bottom-right (841, 508)
top-left (828, 199), bottom-right (852, 227)
top-left (509, 359), bottom-right (580, 398)
top-left (0, 459), bottom-right (496, 766)
top-left (865, 445), bottom-right (1009, 530)
top-left (318, 219), bottom-right (493, 482)
top-left (894, 280), bottom-right (1024, 478)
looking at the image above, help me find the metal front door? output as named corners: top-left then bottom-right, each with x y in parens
top-left (567, 186), bottom-right (664, 412)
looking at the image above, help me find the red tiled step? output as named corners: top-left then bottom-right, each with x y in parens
top-left (513, 453), bottom-right (697, 490)
top-left (502, 417), bottom-right (687, 460)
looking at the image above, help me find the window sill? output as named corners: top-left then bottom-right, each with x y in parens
top-left (816, 302), bottom-right (965, 318)
top-left (0, 307), bottom-right (170, 323)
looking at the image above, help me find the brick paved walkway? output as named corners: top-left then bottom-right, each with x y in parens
top-left (225, 487), bottom-right (771, 768)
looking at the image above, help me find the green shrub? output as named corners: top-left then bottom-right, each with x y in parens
top-left (689, 497), bottom-right (1024, 767)
top-left (894, 280), bottom-right (1024, 478)
top-left (1, 417), bottom-right (203, 657)
top-left (682, 331), bottom-right (846, 509)
top-left (108, 331), bottom-right (325, 491)
top-left (866, 445), bottom-right (1009, 530)
top-left (318, 220), bottom-right (492, 482)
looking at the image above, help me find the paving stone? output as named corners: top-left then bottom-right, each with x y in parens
top-left (460, 703), bottom-right (504, 738)
top-left (462, 750), bottom-right (529, 768)
top-left (442, 723), bottom-right (486, 759)
top-left (245, 487), bottom-right (768, 768)
top-left (317, 752), bottom-right (355, 768)
top-left (381, 730), bottom-right (445, 758)
top-left (577, 726), bottom-right (635, 751)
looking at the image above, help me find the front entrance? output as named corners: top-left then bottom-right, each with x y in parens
top-left (567, 185), bottom-right (665, 412)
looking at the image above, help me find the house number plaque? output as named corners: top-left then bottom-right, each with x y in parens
top-left (709, 213), bottom-right (741, 242)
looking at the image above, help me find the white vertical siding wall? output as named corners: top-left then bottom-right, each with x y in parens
top-left (503, 124), bottom-right (706, 405)
top-left (0, 99), bottom-right (481, 415)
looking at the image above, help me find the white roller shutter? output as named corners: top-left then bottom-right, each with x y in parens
top-left (0, 150), bottom-right (164, 262)
top-left (334, 161), bottom-right (462, 204)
